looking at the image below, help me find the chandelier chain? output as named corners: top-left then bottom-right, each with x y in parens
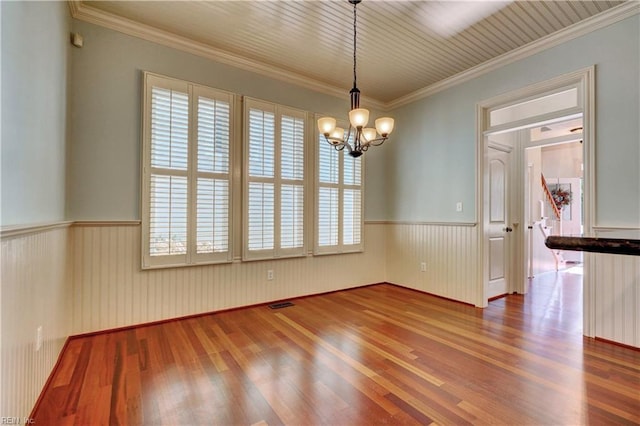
top-left (353, 1), bottom-right (357, 89)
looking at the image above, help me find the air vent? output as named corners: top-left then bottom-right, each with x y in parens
top-left (268, 301), bottom-right (294, 309)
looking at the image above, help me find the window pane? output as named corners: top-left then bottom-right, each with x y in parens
top-left (318, 134), bottom-right (339, 184)
top-left (343, 189), bottom-right (361, 245)
top-left (248, 109), bottom-right (275, 178)
top-left (196, 178), bottom-right (229, 253)
top-left (198, 97), bottom-right (230, 174)
top-left (281, 115), bottom-right (304, 181)
top-left (318, 187), bottom-right (339, 246)
top-left (248, 182), bottom-right (274, 250)
top-left (149, 174), bottom-right (188, 255)
top-left (281, 184), bottom-right (304, 249)
top-left (344, 155), bottom-right (361, 186)
top-left (151, 87), bottom-right (188, 170)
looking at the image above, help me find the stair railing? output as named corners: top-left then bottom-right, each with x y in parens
top-left (541, 174), bottom-right (561, 221)
top-left (537, 222), bottom-right (564, 271)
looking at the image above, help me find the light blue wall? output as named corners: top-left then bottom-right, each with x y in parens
top-left (67, 20), bottom-right (389, 221)
top-left (1, 1), bottom-right (70, 226)
top-left (66, 13), bottom-right (639, 226)
top-left (387, 14), bottom-right (640, 227)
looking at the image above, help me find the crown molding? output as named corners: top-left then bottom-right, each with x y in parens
top-left (68, 1), bottom-right (386, 111)
top-left (69, 1), bottom-right (638, 112)
top-left (387, 1), bottom-right (640, 110)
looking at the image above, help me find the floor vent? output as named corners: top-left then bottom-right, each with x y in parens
top-left (268, 301), bottom-right (294, 309)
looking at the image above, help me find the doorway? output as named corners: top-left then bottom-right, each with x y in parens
top-left (476, 67), bottom-right (595, 340)
top-left (484, 119), bottom-right (584, 301)
top-left (525, 117), bottom-right (584, 278)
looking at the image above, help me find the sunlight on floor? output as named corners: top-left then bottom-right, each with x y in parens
top-left (563, 264), bottom-right (584, 275)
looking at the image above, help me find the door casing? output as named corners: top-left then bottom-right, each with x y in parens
top-left (475, 67), bottom-right (595, 341)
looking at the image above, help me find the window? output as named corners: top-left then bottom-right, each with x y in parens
top-left (243, 98), bottom-right (307, 260)
top-left (315, 123), bottom-right (364, 254)
top-left (142, 73), bottom-right (234, 268)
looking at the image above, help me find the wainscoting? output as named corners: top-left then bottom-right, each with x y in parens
top-left (589, 227), bottom-right (640, 347)
top-left (69, 223), bottom-right (387, 335)
top-left (2, 220), bottom-right (639, 420)
top-left (592, 253), bottom-right (640, 347)
top-left (0, 224), bottom-right (72, 421)
top-left (385, 222), bottom-right (479, 306)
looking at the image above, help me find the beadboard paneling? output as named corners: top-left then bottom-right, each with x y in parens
top-left (0, 225), bottom-right (71, 419)
top-left (385, 223), bottom-right (479, 305)
top-left (592, 253), bottom-right (640, 347)
top-left (70, 223), bottom-right (387, 334)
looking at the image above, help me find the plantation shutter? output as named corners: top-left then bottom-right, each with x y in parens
top-left (193, 87), bottom-right (232, 261)
top-left (343, 155), bottom-right (362, 246)
top-left (317, 138), bottom-right (339, 248)
top-left (247, 106), bottom-right (276, 253)
top-left (280, 115), bottom-right (305, 250)
top-left (142, 73), bottom-right (234, 268)
top-left (315, 118), bottom-right (364, 254)
top-left (148, 85), bottom-right (189, 261)
top-left (244, 98), bottom-right (307, 260)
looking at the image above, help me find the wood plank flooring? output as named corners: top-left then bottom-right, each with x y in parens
top-left (33, 272), bottom-right (640, 425)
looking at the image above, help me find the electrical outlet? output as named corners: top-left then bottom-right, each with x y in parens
top-left (267, 270), bottom-right (274, 281)
top-left (420, 262), bottom-right (427, 272)
top-left (456, 202), bottom-right (463, 212)
top-left (35, 326), bottom-right (43, 352)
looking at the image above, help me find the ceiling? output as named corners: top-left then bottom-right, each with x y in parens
top-left (72, 1), bottom-right (628, 106)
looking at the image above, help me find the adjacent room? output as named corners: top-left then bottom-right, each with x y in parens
top-left (2, 0), bottom-right (639, 424)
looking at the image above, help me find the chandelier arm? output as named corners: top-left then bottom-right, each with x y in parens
top-left (367, 137), bottom-right (387, 147)
top-left (360, 136), bottom-right (387, 149)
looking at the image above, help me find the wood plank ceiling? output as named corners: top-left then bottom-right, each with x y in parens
top-left (78, 1), bottom-right (627, 104)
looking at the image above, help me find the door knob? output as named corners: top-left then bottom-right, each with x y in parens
top-left (503, 226), bottom-right (513, 232)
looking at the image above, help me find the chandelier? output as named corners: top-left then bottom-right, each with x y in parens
top-left (317, 0), bottom-right (395, 158)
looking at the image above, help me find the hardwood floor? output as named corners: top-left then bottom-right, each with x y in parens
top-left (33, 275), bottom-right (639, 425)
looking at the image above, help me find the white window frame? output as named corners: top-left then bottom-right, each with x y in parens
top-left (314, 117), bottom-right (365, 255)
top-left (243, 97), bottom-right (308, 261)
top-left (141, 72), bottom-right (235, 269)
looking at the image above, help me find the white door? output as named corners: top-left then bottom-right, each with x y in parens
top-left (487, 144), bottom-right (512, 299)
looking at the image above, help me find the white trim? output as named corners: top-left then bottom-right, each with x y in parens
top-left (485, 109), bottom-right (583, 137)
top-left (0, 221), bottom-right (73, 239)
top-left (74, 220), bottom-right (141, 227)
top-left (593, 227), bottom-right (640, 239)
top-left (487, 141), bottom-right (513, 153)
top-left (593, 226), bottom-right (640, 232)
top-left (477, 68), bottom-right (593, 113)
top-left (70, 1), bottom-right (638, 111)
top-left (524, 132), bottom-right (583, 149)
top-left (365, 221), bottom-right (477, 227)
